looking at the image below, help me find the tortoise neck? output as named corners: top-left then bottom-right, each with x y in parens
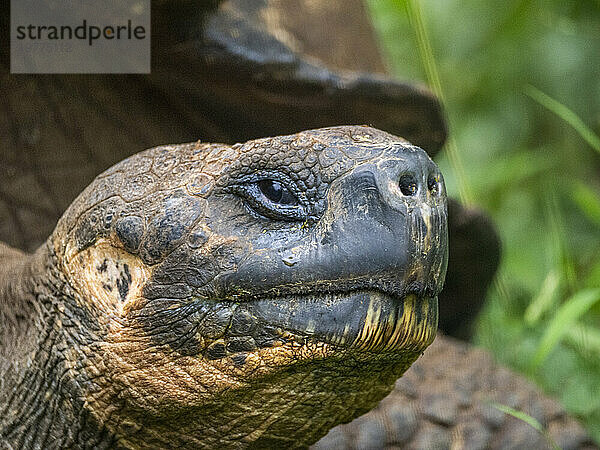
top-left (0, 243), bottom-right (117, 447)
top-left (0, 242), bottom-right (38, 361)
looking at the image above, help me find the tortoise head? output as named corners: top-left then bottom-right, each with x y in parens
top-left (50, 125), bottom-right (447, 446)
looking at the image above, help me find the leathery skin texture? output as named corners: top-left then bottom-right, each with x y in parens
top-left (0, 125), bottom-right (448, 448)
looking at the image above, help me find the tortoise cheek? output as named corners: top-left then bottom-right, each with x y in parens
top-left (62, 239), bottom-right (151, 317)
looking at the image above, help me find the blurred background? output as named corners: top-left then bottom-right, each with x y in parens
top-left (366, 0), bottom-right (600, 441)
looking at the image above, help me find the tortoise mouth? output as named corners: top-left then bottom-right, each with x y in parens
top-left (243, 290), bottom-right (438, 354)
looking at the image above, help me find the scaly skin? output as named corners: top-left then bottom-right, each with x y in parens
top-left (0, 126), bottom-right (447, 448)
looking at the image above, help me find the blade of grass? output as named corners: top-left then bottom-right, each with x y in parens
top-left (525, 269), bottom-right (561, 326)
top-left (544, 187), bottom-right (577, 294)
top-left (572, 182), bottom-right (600, 228)
top-left (489, 402), bottom-right (561, 450)
top-left (566, 323), bottom-right (600, 358)
top-left (584, 257), bottom-right (600, 289)
top-left (402, 0), bottom-right (473, 206)
top-left (531, 288), bottom-right (600, 369)
top-left (525, 85), bottom-right (600, 155)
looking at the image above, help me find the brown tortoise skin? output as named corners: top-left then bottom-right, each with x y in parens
top-left (1, 126), bottom-right (448, 448)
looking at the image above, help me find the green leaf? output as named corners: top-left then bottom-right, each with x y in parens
top-left (531, 288), bottom-right (600, 369)
top-left (489, 402), bottom-right (561, 450)
top-left (525, 85), bottom-right (600, 155)
top-left (572, 182), bottom-right (600, 228)
top-left (525, 270), bottom-right (561, 325)
top-left (544, 188), bottom-right (577, 293)
top-left (490, 402), bottom-right (543, 432)
top-left (566, 323), bottom-right (600, 358)
top-left (584, 257), bottom-right (600, 289)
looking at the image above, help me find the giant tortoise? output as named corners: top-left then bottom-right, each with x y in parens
top-left (0, 1), bottom-right (595, 448)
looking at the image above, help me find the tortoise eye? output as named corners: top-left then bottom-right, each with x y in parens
top-left (229, 175), bottom-right (307, 221)
top-left (258, 180), bottom-right (298, 206)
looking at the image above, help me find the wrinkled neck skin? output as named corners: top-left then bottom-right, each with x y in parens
top-left (111, 357), bottom-right (415, 448)
top-left (0, 242), bottom-right (45, 383)
top-left (0, 242), bottom-right (420, 449)
top-left (0, 242), bottom-right (111, 448)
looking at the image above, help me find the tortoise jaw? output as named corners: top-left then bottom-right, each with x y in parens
top-left (240, 290), bottom-right (438, 354)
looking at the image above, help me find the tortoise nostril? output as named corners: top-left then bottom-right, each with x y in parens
top-left (427, 174), bottom-right (441, 196)
top-left (399, 173), bottom-right (418, 196)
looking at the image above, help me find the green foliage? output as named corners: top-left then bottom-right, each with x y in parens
top-left (531, 288), bottom-right (600, 369)
top-left (573, 182), bottom-right (600, 228)
top-left (524, 269), bottom-right (561, 325)
top-left (525, 85), bottom-right (600, 154)
top-left (367, 0), bottom-right (600, 442)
